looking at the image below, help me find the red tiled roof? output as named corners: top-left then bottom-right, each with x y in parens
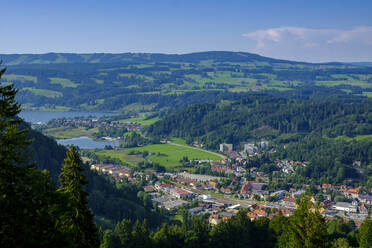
top-left (173, 188), bottom-right (191, 195)
top-left (254, 209), bottom-right (266, 216)
top-left (247, 212), bottom-right (256, 219)
top-left (220, 187), bottom-right (231, 193)
top-left (284, 197), bottom-right (296, 203)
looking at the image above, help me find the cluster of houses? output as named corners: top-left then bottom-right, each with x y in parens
top-left (220, 142), bottom-right (263, 155)
top-left (147, 183), bottom-right (196, 210)
top-left (44, 117), bottom-right (142, 132)
top-left (219, 141), bottom-right (269, 159)
top-left (173, 172), bottom-right (371, 223)
top-left (208, 203), bottom-right (295, 226)
top-left (90, 163), bottom-right (136, 183)
top-left (90, 160), bottom-right (371, 224)
top-left (274, 159), bottom-right (309, 175)
top-left (210, 161), bottom-right (246, 176)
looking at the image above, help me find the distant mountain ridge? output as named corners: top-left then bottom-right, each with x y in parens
top-left (346, 62), bottom-right (372, 67)
top-left (1, 51), bottom-right (343, 66)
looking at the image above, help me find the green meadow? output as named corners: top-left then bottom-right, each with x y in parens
top-left (22, 88), bottom-right (62, 98)
top-left (127, 143), bottom-right (221, 167)
top-left (49, 77), bottom-right (78, 88)
top-left (44, 126), bottom-right (98, 139)
top-left (334, 134), bottom-right (372, 142)
top-left (95, 149), bottom-right (146, 166)
top-left (116, 115), bottom-right (160, 125)
top-left (3, 74), bottom-right (37, 83)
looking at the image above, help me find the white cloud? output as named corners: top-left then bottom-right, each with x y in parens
top-left (327, 26), bottom-right (372, 45)
top-left (243, 26), bottom-right (372, 62)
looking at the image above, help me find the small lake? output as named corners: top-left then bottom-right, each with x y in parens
top-left (20, 111), bottom-right (113, 124)
top-left (20, 110), bottom-right (119, 149)
top-left (57, 136), bottom-right (120, 149)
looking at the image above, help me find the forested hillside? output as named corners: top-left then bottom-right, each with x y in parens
top-left (147, 96), bottom-right (372, 184)
top-left (147, 96), bottom-right (371, 147)
top-left (0, 67), bottom-right (167, 247)
top-left (0, 51), bottom-right (370, 112)
top-left (26, 127), bottom-right (163, 228)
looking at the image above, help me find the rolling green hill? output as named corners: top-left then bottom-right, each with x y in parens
top-left (0, 51), bottom-right (325, 65)
top-left (0, 51), bottom-right (370, 112)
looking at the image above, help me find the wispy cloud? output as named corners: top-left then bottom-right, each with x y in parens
top-left (243, 26), bottom-right (372, 62)
top-left (327, 26), bottom-right (372, 45)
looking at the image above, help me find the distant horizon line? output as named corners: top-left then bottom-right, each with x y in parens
top-left (0, 50), bottom-right (370, 64)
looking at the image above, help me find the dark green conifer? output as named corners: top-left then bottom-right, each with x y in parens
top-left (59, 145), bottom-right (99, 248)
top-left (284, 196), bottom-right (330, 248)
top-left (0, 66), bottom-right (69, 247)
top-left (358, 219), bottom-right (372, 248)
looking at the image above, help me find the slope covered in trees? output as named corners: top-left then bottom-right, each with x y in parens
top-left (18, 120), bottom-right (164, 228)
top-left (0, 67), bottom-right (163, 242)
top-left (147, 96), bottom-right (372, 184)
top-left (0, 67), bottom-right (95, 246)
top-left (147, 96), bottom-right (371, 148)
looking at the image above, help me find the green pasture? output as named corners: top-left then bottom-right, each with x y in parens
top-left (118, 116), bottom-right (160, 125)
top-left (95, 149), bottom-right (146, 166)
top-left (170, 138), bottom-right (187, 145)
top-left (334, 134), bottom-right (372, 142)
top-left (3, 74), bottom-right (37, 83)
top-left (127, 143), bottom-right (221, 167)
top-left (23, 88), bottom-right (62, 98)
top-left (362, 92), bottom-right (372, 98)
top-left (44, 127), bottom-right (98, 139)
top-left (49, 77), bottom-right (78, 88)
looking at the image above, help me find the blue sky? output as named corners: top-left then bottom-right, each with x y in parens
top-left (1, 0), bottom-right (372, 62)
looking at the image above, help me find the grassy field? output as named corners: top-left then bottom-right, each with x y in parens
top-left (21, 104), bottom-right (71, 111)
top-left (3, 74), bottom-right (38, 83)
top-left (127, 143), bottom-right (221, 167)
top-left (22, 88), bottom-right (62, 98)
top-left (170, 137), bottom-right (187, 145)
top-left (94, 79), bottom-right (104, 84)
top-left (362, 92), bottom-right (372, 98)
top-left (49, 77), bottom-right (78, 88)
top-left (334, 134), bottom-right (372, 142)
top-left (44, 126), bottom-right (98, 139)
top-left (120, 103), bottom-right (157, 112)
top-left (95, 149), bottom-right (146, 166)
top-left (117, 115), bottom-right (160, 125)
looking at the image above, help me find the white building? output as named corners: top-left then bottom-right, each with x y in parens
top-left (332, 202), bottom-right (357, 213)
top-left (220, 143), bottom-right (233, 153)
top-left (244, 143), bottom-right (257, 154)
top-left (260, 141), bottom-right (269, 149)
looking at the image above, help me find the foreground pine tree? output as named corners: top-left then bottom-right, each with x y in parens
top-left (59, 145), bottom-right (99, 248)
top-left (358, 219), bottom-right (372, 248)
top-left (284, 196), bottom-right (330, 248)
top-left (0, 66), bottom-right (71, 247)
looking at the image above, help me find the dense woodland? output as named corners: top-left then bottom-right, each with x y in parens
top-left (28, 126), bottom-right (164, 228)
top-left (147, 96), bottom-right (372, 185)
